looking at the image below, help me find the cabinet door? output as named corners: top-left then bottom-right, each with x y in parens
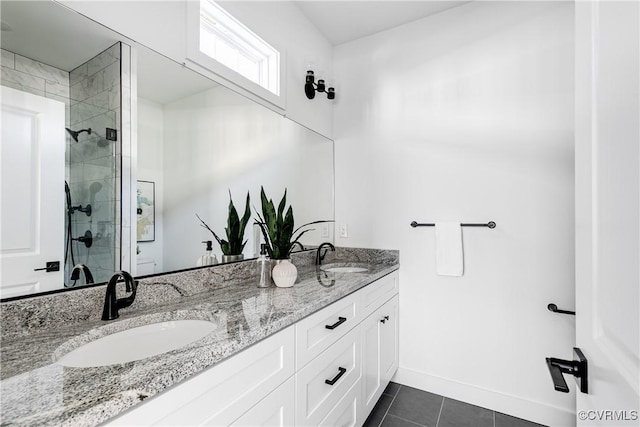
top-left (361, 295), bottom-right (399, 417)
top-left (380, 295), bottom-right (399, 384)
top-left (232, 377), bottom-right (295, 426)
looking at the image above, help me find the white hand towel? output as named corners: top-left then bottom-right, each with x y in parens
top-left (435, 222), bottom-right (463, 276)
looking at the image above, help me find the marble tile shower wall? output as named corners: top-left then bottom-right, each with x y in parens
top-left (68, 43), bottom-right (121, 285)
top-left (0, 48), bottom-right (70, 126)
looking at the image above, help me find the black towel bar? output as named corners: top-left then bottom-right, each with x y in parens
top-left (410, 221), bottom-right (496, 229)
top-left (547, 303), bottom-right (575, 315)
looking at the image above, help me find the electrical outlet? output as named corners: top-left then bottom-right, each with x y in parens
top-left (320, 224), bottom-right (329, 238)
top-left (339, 223), bottom-right (348, 238)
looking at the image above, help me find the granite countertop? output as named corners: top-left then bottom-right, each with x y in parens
top-left (0, 249), bottom-right (398, 426)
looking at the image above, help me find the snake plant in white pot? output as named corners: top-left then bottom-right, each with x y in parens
top-left (255, 186), bottom-right (329, 287)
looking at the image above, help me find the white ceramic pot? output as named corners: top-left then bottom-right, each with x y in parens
top-left (271, 259), bottom-right (297, 288)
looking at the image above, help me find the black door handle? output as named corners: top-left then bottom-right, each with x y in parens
top-left (325, 367), bottom-right (347, 385)
top-left (34, 261), bottom-right (60, 272)
top-left (325, 317), bottom-right (347, 330)
top-left (545, 347), bottom-right (588, 393)
top-left (380, 315), bottom-right (390, 324)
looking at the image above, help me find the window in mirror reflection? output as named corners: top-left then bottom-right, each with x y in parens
top-left (199, 0), bottom-right (280, 95)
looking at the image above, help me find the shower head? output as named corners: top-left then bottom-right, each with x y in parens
top-left (65, 127), bottom-right (92, 142)
top-left (89, 182), bottom-right (102, 195)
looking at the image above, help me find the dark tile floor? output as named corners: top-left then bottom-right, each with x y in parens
top-left (363, 382), bottom-right (546, 427)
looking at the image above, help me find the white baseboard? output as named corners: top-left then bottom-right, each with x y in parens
top-left (392, 367), bottom-right (575, 427)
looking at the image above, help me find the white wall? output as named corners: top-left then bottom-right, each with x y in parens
top-left (218, 1), bottom-right (334, 137)
top-left (61, 0), bottom-right (334, 138)
top-left (161, 85), bottom-right (334, 271)
top-left (333, 2), bottom-right (575, 426)
top-left (137, 97), bottom-right (164, 273)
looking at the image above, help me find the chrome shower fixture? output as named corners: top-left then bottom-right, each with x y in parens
top-left (65, 127), bottom-right (92, 142)
top-left (305, 70), bottom-right (335, 100)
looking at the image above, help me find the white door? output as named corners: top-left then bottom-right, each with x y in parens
top-left (575, 1), bottom-right (639, 425)
top-left (1, 86), bottom-right (65, 298)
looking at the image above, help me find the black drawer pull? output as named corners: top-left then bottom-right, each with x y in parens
top-left (380, 315), bottom-right (390, 324)
top-left (325, 367), bottom-right (347, 385)
top-left (325, 317), bottom-right (347, 330)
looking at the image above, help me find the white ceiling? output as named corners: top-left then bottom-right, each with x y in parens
top-left (294, 1), bottom-right (471, 46)
top-left (1, 1), bottom-right (470, 102)
top-left (136, 47), bottom-right (219, 105)
top-left (0, 1), bottom-right (473, 69)
top-left (0, 1), bottom-right (216, 104)
top-left (1, 1), bottom-right (120, 71)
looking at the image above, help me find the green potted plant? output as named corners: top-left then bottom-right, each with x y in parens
top-left (255, 186), bottom-right (328, 287)
top-left (197, 190), bottom-right (251, 263)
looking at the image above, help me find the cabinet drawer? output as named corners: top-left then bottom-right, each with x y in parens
top-left (295, 326), bottom-right (361, 426)
top-left (295, 292), bottom-right (359, 367)
top-left (231, 377), bottom-right (295, 426)
top-left (360, 271), bottom-right (398, 319)
top-left (107, 326), bottom-right (295, 426)
top-left (319, 380), bottom-right (360, 427)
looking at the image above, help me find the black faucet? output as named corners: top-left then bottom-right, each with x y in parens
top-left (315, 242), bottom-right (335, 265)
top-left (102, 271), bottom-right (138, 321)
top-left (316, 270), bottom-right (336, 287)
top-left (69, 264), bottom-right (94, 285)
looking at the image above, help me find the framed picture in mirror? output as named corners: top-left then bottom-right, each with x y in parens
top-left (137, 181), bottom-right (155, 242)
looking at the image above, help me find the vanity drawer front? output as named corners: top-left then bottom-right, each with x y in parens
top-left (360, 271), bottom-right (399, 319)
top-left (319, 380), bottom-right (360, 427)
top-left (231, 376), bottom-right (295, 426)
top-left (295, 292), bottom-right (359, 367)
top-left (295, 325), bottom-right (361, 427)
top-left (107, 326), bottom-right (295, 427)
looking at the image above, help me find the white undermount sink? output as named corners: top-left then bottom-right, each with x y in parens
top-left (56, 320), bottom-right (217, 368)
top-left (320, 265), bottom-right (369, 273)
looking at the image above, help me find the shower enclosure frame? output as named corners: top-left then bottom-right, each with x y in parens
top-left (63, 41), bottom-right (135, 286)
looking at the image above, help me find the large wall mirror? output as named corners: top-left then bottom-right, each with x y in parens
top-left (0, 0), bottom-right (334, 299)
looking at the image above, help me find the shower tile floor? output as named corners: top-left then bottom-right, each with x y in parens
top-left (364, 382), bottom-right (547, 427)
